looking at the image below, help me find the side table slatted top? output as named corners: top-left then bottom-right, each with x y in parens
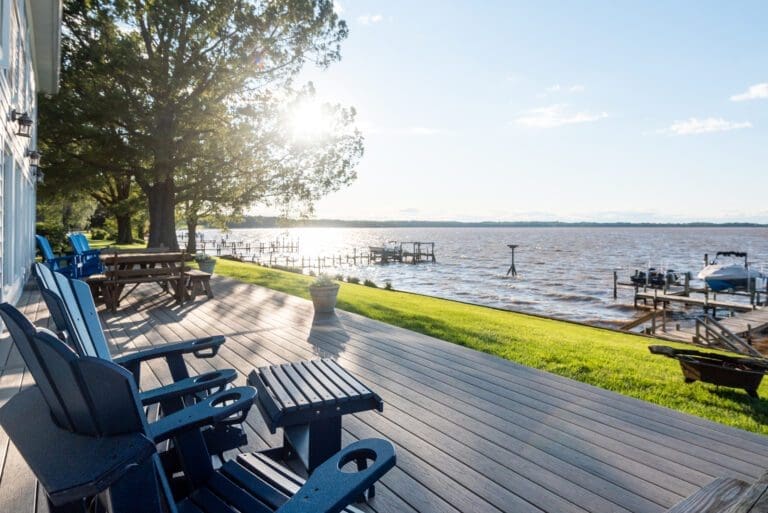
top-left (248, 359), bottom-right (384, 434)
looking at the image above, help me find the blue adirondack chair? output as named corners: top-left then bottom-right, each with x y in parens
top-left (35, 234), bottom-right (80, 277)
top-left (0, 324), bottom-right (396, 513)
top-left (67, 232), bottom-right (104, 276)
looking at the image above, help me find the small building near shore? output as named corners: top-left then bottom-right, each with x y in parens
top-left (0, 0), bottom-right (61, 303)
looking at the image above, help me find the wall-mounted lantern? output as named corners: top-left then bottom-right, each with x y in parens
top-left (26, 149), bottom-right (41, 167)
top-left (11, 109), bottom-right (33, 137)
top-left (26, 149), bottom-right (42, 183)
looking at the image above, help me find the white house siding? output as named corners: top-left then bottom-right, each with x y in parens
top-left (0, 0), bottom-right (59, 304)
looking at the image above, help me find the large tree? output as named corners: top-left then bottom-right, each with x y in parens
top-left (45, 0), bottom-right (354, 249)
top-left (177, 83), bottom-right (363, 252)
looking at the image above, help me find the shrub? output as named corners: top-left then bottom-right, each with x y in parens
top-left (90, 228), bottom-right (109, 240)
top-left (347, 276), bottom-right (360, 284)
top-left (384, 280), bottom-right (393, 290)
top-left (335, 273), bottom-right (345, 281)
top-left (363, 279), bottom-right (378, 288)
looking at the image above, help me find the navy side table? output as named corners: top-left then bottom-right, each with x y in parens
top-left (248, 359), bottom-right (384, 475)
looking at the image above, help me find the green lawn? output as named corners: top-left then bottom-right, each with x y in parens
top-left (212, 258), bottom-right (768, 435)
top-left (88, 239), bottom-right (149, 251)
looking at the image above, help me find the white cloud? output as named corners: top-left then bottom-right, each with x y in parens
top-left (546, 84), bottom-right (585, 93)
top-left (513, 104), bottom-right (608, 128)
top-left (357, 13), bottom-right (384, 25)
top-left (730, 83), bottom-right (768, 102)
top-left (659, 117), bottom-right (752, 135)
top-left (333, 1), bottom-right (343, 14)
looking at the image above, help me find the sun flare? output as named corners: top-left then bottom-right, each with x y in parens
top-left (287, 101), bottom-right (331, 141)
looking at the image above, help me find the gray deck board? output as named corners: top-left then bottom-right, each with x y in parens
top-left (1, 276), bottom-right (768, 512)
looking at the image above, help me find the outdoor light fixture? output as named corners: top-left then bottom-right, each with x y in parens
top-left (11, 109), bottom-right (33, 137)
top-left (26, 149), bottom-right (43, 183)
top-left (26, 149), bottom-right (41, 168)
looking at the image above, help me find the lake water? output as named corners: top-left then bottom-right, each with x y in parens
top-left (196, 227), bottom-right (768, 327)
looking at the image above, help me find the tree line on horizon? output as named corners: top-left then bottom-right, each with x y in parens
top-left (223, 216), bottom-right (768, 229)
top-left (37, 0), bottom-right (362, 252)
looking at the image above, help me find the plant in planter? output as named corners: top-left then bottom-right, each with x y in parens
top-left (309, 274), bottom-right (340, 313)
top-left (195, 253), bottom-right (216, 274)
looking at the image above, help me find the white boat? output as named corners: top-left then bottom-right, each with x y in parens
top-left (697, 252), bottom-right (764, 292)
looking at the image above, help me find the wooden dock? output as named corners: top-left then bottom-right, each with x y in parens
top-left (3, 278), bottom-right (768, 512)
top-left (369, 242), bottom-right (436, 264)
top-left (634, 290), bottom-right (755, 314)
top-left (653, 306), bottom-right (768, 347)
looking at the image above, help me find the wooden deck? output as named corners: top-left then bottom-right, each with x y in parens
top-left (2, 276), bottom-right (768, 513)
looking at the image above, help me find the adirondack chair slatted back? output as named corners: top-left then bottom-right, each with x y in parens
top-left (0, 304), bottom-right (97, 433)
top-left (32, 263), bottom-right (70, 335)
top-left (51, 271), bottom-right (112, 360)
top-left (0, 305), bottom-right (147, 436)
top-left (35, 235), bottom-right (57, 262)
top-left (33, 261), bottom-right (109, 359)
top-left (68, 233), bottom-right (85, 254)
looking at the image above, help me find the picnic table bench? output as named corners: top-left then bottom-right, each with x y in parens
top-left (248, 359), bottom-right (383, 479)
top-left (101, 251), bottom-right (187, 311)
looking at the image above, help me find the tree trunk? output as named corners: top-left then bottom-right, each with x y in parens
top-left (147, 179), bottom-right (179, 249)
top-left (186, 217), bottom-right (198, 253)
top-left (115, 214), bottom-right (133, 244)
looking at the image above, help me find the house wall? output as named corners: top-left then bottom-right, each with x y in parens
top-left (0, 0), bottom-right (40, 304)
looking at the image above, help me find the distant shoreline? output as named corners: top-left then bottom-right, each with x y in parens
top-left (224, 216), bottom-right (768, 229)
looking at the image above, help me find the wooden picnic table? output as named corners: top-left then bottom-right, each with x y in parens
top-left (100, 251), bottom-right (187, 312)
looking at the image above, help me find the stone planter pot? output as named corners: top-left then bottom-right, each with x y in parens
top-left (309, 284), bottom-right (340, 313)
top-left (197, 259), bottom-right (216, 274)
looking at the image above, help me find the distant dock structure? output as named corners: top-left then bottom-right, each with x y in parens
top-left (369, 241), bottom-right (436, 264)
top-left (177, 231), bottom-right (436, 271)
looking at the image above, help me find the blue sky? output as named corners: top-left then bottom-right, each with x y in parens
top-left (284, 1), bottom-right (768, 222)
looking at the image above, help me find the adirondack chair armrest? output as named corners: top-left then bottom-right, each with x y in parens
top-left (276, 438), bottom-right (396, 513)
top-left (0, 387), bottom-right (156, 506)
top-left (138, 369), bottom-right (237, 406)
top-left (148, 386), bottom-right (256, 443)
top-left (114, 335), bottom-right (226, 368)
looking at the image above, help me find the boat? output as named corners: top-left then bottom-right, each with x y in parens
top-left (630, 267), bottom-right (681, 288)
top-left (697, 251), bottom-right (764, 292)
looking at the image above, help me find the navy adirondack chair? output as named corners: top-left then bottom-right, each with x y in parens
top-left (0, 302), bottom-right (244, 456)
top-left (32, 262), bottom-right (233, 388)
top-left (67, 232), bottom-right (104, 276)
top-left (35, 235), bottom-right (80, 277)
top-left (31, 263), bottom-right (246, 455)
top-left (0, 324), bottom-right (396, 513)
